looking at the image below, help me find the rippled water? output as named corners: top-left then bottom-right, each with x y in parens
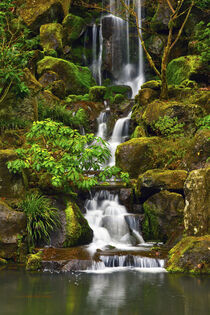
top-left (0, 268), bottom-right (209, 315)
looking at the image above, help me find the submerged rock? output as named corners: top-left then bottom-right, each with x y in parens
top-left (0, 201), bottom-right (26, 259)
top-left (166, 235), bottom-right (210, 274)
top-left (37, 56), bottom-right (95, 95)
top-left (184, 167), bottom-right (210, 236)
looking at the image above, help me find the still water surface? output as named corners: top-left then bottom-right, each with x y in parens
top-left (0, 268), bottom-right (209, 315)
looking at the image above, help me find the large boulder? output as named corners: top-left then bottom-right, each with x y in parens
top-left (62, 14), bottom-right (85, 43)
top-left (167, 236), bottom-right (210, 274)
top-left (184, 167), bottom-right (210, 236)
top-left (0, 150), bottom-right (24, 198)
top-left (142, 190), bottom-right (184, 242)
top-left (0, 201), bottom-right (26, 259)
top-left (40, 23), bottom-right (63, 53)
top-left (37, 57), bottom-right (95, 95)
top-left (18, 0), bottom-right (71, 32)
top-left (166, 55), bottom-right (202, 85)
top-left (63, 201), bottom-right (93, 247)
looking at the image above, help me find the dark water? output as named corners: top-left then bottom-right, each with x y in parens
top-left (0, 267), bottom-right (209, 315)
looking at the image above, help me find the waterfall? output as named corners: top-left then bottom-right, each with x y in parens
top-left (89, 0), bottom-right (145, 97)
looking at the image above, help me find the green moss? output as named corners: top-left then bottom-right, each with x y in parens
top-left (142, 203), bottom-right (160, 241)
top-left (167, 56), bottom-right (202, 85)
top-left (89, 86), bottom-right (106, 102)
top-left (141, 80), bottom-right (162, 91)
top-left (114, 94), bottom-right (125, 104)
top-left (104, 85), bottom-right (131, 100)
top-left (40, 23), bottom-right (63, 52)
top-left (62, 14), bottom-right (85, 41)
top-left (37, 57), bottom-right (95, 95)
top-left (64, 201), bottom-right (93, 247)
top-left (26, 251), bottom-right (43, 271)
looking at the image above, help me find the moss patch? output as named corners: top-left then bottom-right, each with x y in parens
top-left (26, 251), bottom-right (43, 271)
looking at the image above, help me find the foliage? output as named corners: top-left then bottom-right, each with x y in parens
top-left (7, 119), bottom-right (128, 193)
top-left (195, 0), bottom-right (210, 10)
top-left (194, 21), bottom-right (210, 68)
top-left (152, 116), bottom-right (185, 138)
top-left (38, 102), bottom-right (87, 129)
top-left (0, 0), bottom-right (40, 101)
top-left (0, 117), bottom-right (31, 132)
top-left (19, 192), bottom-right (60, 247)
top-left (196, 115), bottom-right (210, 130)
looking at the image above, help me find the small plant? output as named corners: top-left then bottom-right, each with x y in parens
top-left (152, 116), bottom-right (185, 138)
top-left (19, 192), bottom-right (60, 247)
top-left (196, 115), bottom-right (210, 130)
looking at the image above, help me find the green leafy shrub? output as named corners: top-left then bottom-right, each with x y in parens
top-left (19, 193), bottom-right (60, 247)
top-left (196, 115), bottom-right (210, 130)
top-left (152, 116), bottom-right (185, 138)
top-left (0, 117), bottom-right (31, 131)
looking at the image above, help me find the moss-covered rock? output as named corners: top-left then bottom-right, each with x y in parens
top-left (26, 251), bottom-right (43, 271)
top-left (18, 0), bottom-right (71, 32)
top-left (104, 85), bottom-right (132, 100)
top-left (184, 167), bottom-right (210, 237)
top-left (0, 150), bottom-right (25, 198)
top-left (113, 94), bottom-right (125, 104)
top-left (37, 56), bottom-right (95, 95)
top-left (137, 169), bottom-right (188, 194)
top-left (89, 86), bottom-right (106, 102)
top-left (151, 1), bottom-right (171, 32)
top-left (142, 191), bottom-right (184, 242)
top-left (134, 88), bottom-right (159, 109)
top-left (40, 23), bottom-right (63, 52)
top-left (141, 80), bottom-right (162, 91)
top-left (0, 258), bottom-right (7, 265)
top-left (0, 201), bottom-right (26, 259)
top-left (167, 55), bottom-right (202, 85)
top-left (62, 14), bottom-right (85, 43)
top-left (63, 201), bottom-right (93, 247)
top-left (131, 125), bottom-right (147, 138)
top-left (116, 137), bottom-right (160, 178)
top-left (166, 235), bottom-right (210, 274)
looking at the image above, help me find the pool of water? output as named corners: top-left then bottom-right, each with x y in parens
top-left (0, 267), bottom-right (209, 315)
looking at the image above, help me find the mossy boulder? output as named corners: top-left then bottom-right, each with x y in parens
top-left (166, 235), bottom-right (210, 274)
top-left (141, 80), bottom-right (162, 91)
top-left (18, 0), bottom-right (71, 32)
top-left (134, 88), bottom-right (159, 108)
top-left (137, 169), bottom-right (188, 195)
top-left (0, 201), bottom-right (26, 259)
top-left (62, 14), bottom-right (85, 43)
top-left (0, 150), bottom-right (25, 198)
top-left (142, 191), bottom-right (184, 242)
top-left (37, 56), bottom-right (95, 95)
top-left (114, 94), bottom-right (125, 104)
top-left (184, 167), bottom-right (210, 237)
top-left (89, 86), bottom-right (106, 102)
top-left (63, 202), bottom-right (93, 247)
top-left (167, 56), bottom-right (202, 85)
top-left (115, 137), bottom-right (160, 178)
top-left (26, 251), bottom-right (43, 271)
top-left (40, 23), bottom-right (63, 52)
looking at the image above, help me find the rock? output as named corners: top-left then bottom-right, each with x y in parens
top-left (166, 235), bottom-right (210, 274)
top-left (167, 55), bottom-right (202, 85)
top-left (62, 14), bottom-right (85, 43)
top-left (137, 169), bottom-right (188, 193)
top-left (134, 88), bottom-right (159, 110)
top-left (151, 1), bottom-right (171, 32)
top-left (0, 201), bottom-right (26, 259)
top-left (18, 0), bottom-right (71, 32)
top-left (89, 86), bottom-right (106, 102)
top-left (142, 191), bottom-right (185, 242)
top-left (114, 94), bottom-right (125, 104)
top-left (184, 167), bottom-right (210, 236)
top-left (131, 125), bottom-right (147, 138)
top-left (146, 35), bottom-right (166, 55)
top-left (40, 23), bottom-right (63, 53)
top-left (37, 56), bottom-right (95, 95)
top-left (63, 201), bottom-right (93, 247)
top-left (0, 150), bottom-right (25, 198)
top-left (26, 251), bottom-right (43, 271)
top-left (119, 188), bottom-right (133, 212)
top-left (142, 99), bottom-right (205, 135)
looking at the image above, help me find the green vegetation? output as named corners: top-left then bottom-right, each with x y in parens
top-left (89, 86), bottom-right (106, 102)
top-left (19, 193), bottom-right (60, 247)
top-left (152, 116), bottom-right (185, 138)
top-left (194, 21), bottom-right (210, 70)
top-left (7, 119), bottom-right (128, 193)
top-left (196, 115), bottom-right (210, 130)
top-left (142, 203), bottom-right (159, 241)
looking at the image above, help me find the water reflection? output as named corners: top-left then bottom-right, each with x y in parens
top-left (0, 269), bottom-right (209, 315)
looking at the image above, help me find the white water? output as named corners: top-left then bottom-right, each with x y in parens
top-left (90, 0), bottom-right (145, 97)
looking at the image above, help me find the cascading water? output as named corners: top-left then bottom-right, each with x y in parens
top-left (89, 0), bottom-right (145, 97)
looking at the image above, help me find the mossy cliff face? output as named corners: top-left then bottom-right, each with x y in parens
top-left (166, 235), bottom-right (210, 274)
top-left (18, 0), bottom-right (71, 32)
top-left (63, 201), bottom-right (93, 247)
top-left (37, 57), bottom-right (95, 95)
top-left (0, 201), bottom-right (26, 259)
top-left (184, 167), bottom-right (210, 237)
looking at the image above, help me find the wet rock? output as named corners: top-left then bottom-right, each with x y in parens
top-left (134, 88), bottom-right (159, 107)
top-left (0, 150), bottom-right (24, 198)
top-left (62, 14), bottom-right (85, 43)
top-left (119, 188), bottom-right (133, 212)
top-left (142, 190), bottom-right (185, 243)
top-left (184, 167), bottom-right (210, 236)
top-left (0, 201), bottom-right (26, 259)
top-left (18, 0), bottom-right (71, 32)
top-left (37, 56), bottom-right (95, 95)
top-left (151, 0), bottom-right (171, 32)
top-left (166, 235), bottom-right (210, 274)
top-left (40, 23), bottom-right (63, 53)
